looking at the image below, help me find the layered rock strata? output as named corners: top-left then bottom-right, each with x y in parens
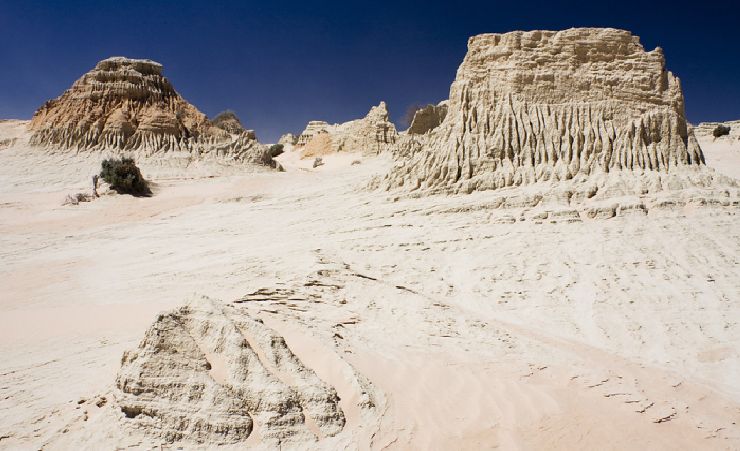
top-left (381, 28), bottom-right (730, 197)
top-left (116, 295), bottom-right (346, 446)
top-left (296, 121), bottom-right (330, 146)
top-left (28, 57), bottom-right (275, 167)
top-left (296, 102), bottom-right (398, 156)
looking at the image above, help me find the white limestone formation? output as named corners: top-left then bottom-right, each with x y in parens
top-left (296, 102), bottom-right (398, 157)
top-left (116, 295), bottom-right (346, 446)
top-left (380, 28), bottom-right (735, 198)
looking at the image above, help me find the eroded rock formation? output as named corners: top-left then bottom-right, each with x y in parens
top-left (407, 101), bottom-right (448, 135)
top-left (30, 57), bottom-right (218, 151)
top-left (381, 28), bottom-right (729, 197)
top-left (303, 132), bottom-right (334, 158)
top-left (296, 102), bottom-right (398, 157)
top-left (116, 295), bottom-right (346, 446)
top-left (278, 133), bottom-right (298, 146)
top-left (28, 57), bottom-right (276, 168)
top-left (296, 121), bottom-right (330, 146)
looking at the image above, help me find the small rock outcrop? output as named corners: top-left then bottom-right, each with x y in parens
top-left (381, 28), bottom-right (730, 197)
top-left (116, 296), bottom-right (346, 446)
top-left (28, 57), bottom-right (276, 168)
top-left (407, 101), bottom-right (448, 135)
top-left (296, 102), bottom-right (398, 156)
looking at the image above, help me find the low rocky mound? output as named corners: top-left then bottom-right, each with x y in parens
top-left (380, 28), bottom-right (736, 200)
top-left (116, 295), bottom-right (347, 446)
top-left (296, 102), bottom-right (398, 157)
top-left (28, 57), bottom-right (277, 168)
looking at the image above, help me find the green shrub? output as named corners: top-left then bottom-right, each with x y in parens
top-left (100, 158), bottom-right (151, 196)
top-left (713, 124), bottom-right (731, 138)
top-left (268, 144), bottom-right (284, 157)
top-left (212, 109), bottom-right (238, 123)
top-left (211, 110), bottom-right (245, 134)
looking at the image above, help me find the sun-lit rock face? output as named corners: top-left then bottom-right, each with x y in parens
top-left (29, 57), bottom-right (224, 151)
top-left (115, 295), bottom-right (347, 446)
top-left (296, 121), bottom-right (330, 146)
top-left (28, 57), bottom-right (280, 168)
top-left (296, 102), bottom-right (398, 157)
top-left (381, 28), bottom-right (717, 196)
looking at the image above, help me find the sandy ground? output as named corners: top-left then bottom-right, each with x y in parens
top-left (1, 119), bottom-right (740, 449)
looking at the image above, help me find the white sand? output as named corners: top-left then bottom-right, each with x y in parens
top-left (1, 119), bottom-right (739, 449)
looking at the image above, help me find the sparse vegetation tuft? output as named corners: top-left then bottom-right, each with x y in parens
top-left (211, 110), bottom-right (245, 134)
top-left (212, 109), bottom-right (238, 123)
top-left (713, 124), bottom-right (731, 138)
top-left (100, 158), bottom-right (151, 196)
top-left (268, 144), bottom-right (284, 158)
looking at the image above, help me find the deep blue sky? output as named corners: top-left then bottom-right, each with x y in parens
top-left (2, 0), bottom-right (739, 143)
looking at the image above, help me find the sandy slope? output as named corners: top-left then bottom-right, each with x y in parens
top-left (1, 119), bottom-right (739, 449)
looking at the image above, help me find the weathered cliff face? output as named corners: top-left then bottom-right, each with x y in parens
top-left (381, 28), bottom-right (715, 196)
top-left (296, 102), bottom-right (398, 157)
top-left (28, 57), bottom-right (277, 169)
top-left (407, 101), bottom-right (448, 135)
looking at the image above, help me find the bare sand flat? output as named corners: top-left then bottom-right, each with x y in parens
top-left (1, 120), bottom-right (739, 449)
